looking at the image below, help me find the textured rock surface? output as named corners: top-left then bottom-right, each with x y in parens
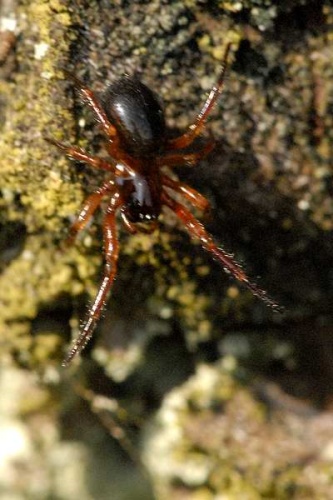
top-left (0, 0), bottom-right (332, 498)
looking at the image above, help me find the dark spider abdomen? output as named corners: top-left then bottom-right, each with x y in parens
top-left (103, 77), bottom-right (167, 158)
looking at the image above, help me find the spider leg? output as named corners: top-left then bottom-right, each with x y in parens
top-left (66, 179), bottom-right (115, 246)
top-left (45, 137), bottom-right (116, 172)
top-left (62, 69), bottom-right (118, 142)
top-left (162, 174), bottom-right (211, 213)
top-left (162, 190), bottom-right (281, 311)
top-left (63, 192), bottom-right (122, 366)
top-left (166, 43), bottom-right (231, 151)
top-left (157, 140), bottom-right (215, 167)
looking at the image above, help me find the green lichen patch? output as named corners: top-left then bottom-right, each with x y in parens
top-left (1, 1), bottom-right (77, 233)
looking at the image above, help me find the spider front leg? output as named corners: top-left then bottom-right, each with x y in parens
top-left (66, 179), bottom-right (115, 246)
top-left (63, 192), bottom-right (122, 366)
top-left (166, 43), bottom-right (231, 151)
top-left (162, 190), bottom-right (281, 311)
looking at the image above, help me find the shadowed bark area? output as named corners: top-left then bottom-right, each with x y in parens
top-left (0, 1), bottom-right (332, 498)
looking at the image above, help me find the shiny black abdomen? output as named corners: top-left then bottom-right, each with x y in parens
top-left (103, 77), bottom-right (166, 158)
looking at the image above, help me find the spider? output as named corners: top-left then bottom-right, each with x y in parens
top-left (46, 44), bottom-right (280, 366)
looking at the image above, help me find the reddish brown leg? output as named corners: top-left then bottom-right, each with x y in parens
top-left (162, 190), bottom-right (281, 311)
top-left (63, 69), bottom-right (118, 142)
top-left (66, 179), bottom-right (115, 245)
top-left (45, 138), bottom-right (116, 172)
top-left (157, 140), bottom-right (215, 167)
top-left (166, 43), bottom-right (231, 151)
top-left (63, 193), bottom-right (122, 366)
top-left (162, 175), bottom-right (211, 213)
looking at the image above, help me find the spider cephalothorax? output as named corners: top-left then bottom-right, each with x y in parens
top-left (46, 44), bottom-right (280, 366)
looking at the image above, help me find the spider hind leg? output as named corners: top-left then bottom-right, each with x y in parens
top-left (45, 138), bottom-right (116, 172)
top-left (166, 43), bottom-right (232, 151)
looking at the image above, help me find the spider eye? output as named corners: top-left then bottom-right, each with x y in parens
top-left (125, 203), bottom-right (159, 223)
